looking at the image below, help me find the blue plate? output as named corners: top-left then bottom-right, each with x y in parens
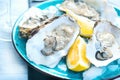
top-left (12, 0), bottom-right (120, 79)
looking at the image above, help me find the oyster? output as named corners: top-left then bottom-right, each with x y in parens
top-left (26, 15), bottom-right (79, 68)
top-left (87, 21), bottom-right (120, 67)
top-left (60, 0), bottom-right (100, 20)
top-left (19, 7), bottom-right (58, 38)
top-left (83, 0), bottom-right (118, 26)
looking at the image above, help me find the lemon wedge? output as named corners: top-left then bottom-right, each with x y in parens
top-left (67, 36), bottom-right (90, 71)
top-left (64, 9), bottom-right (95, 38)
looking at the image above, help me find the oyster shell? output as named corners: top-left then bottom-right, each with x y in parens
top-left (83, 0), bottom-right (118, 26)
top-left (60, 0), bottom-right (100, 20)
top-left (26, 15), bottom-right (79, 68)
top-left (87, 21), bottom-right (120, 67)
top-left (19, 7), bottom-right (58, 38)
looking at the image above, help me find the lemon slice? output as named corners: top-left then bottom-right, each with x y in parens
top-left (64, 9), bottom-right (95, 38)
top-left (67, 36), bottom-right (90, 71)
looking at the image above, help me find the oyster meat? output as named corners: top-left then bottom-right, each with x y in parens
top-left (87, 21), bottom-right (120, 67)
top-left (41, 24), bottom-right (75, 56)
top-left (60, 0), bottom-right (100, 20)
top-left (19, 7), bottom-right (59, 38)
top-left (26, 15), bottom-right (79, 68)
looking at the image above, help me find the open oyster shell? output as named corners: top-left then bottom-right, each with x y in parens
top-left (19, 7), bottom-right (58, 38)
top-left (26, 15), bottom-right (79, 68)
top-left (87, 21), bottom-right (120, 67)
top-left (82, 0), bottom-right (118, 26)
top-left (60, 0), bottom-right (100, 21)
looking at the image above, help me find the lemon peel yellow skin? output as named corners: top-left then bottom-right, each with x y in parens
top-left (63, 9), bottom-right (95, 38)
top-left (67, 36), bottom-right (90, 72)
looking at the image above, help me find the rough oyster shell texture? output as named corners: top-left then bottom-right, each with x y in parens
top-left (87, 21), bottom-right (120, 67)
top-left (26, 15), bottom-right (79, 68)
top-left (19, 7), bottom-right (58, 38)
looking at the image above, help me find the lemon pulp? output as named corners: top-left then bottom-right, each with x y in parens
top-left (67, 36), bottom-right (90, 71)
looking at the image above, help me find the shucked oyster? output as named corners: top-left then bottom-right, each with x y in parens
top-left (19, 7), bottom-right (58, 38)
top-left (60, 0), bottom-right (100, 20)
top-left (87, 21), bottom-right (120, 67)
top-left (26, 15), bottom-right (79, 68)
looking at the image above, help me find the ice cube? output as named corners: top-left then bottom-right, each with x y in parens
top-left (83, 66), bottom-right (104, 80)
top-left (57, 64), bottom-right (67, 71)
